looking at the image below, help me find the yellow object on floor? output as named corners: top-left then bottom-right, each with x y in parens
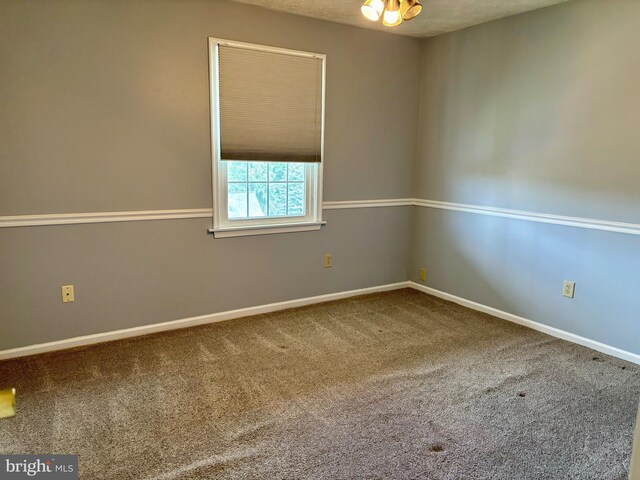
top-left (0, 388), bottom-right (16, 419)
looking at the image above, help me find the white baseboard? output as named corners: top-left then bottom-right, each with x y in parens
top-left (2, 281), bottom-right (638, 366)
top-left (409, 282), bottom-right (640, 365)
top-left (0, 282), bottom-right (411, 361)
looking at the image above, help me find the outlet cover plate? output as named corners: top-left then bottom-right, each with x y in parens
top-left (61, 285), bottom-right (75, 303)
top-left (419, 267), bottom-right (427, 282)
top-left (563, 281), bottom-right (576, 298)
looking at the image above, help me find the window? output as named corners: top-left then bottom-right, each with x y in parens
top-left (208, 38), bottom-right (325, 238)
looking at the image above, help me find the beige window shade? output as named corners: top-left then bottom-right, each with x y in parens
top-left (218, 45), bottom-right (323, 163)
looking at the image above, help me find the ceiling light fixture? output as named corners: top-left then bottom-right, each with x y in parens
top-left (361, 0), bottom-right (423, 27)
top-left (361, 0), bottom-right (385, 21)
top-left (382, 0), bottom-right (402, 27)
top-left (400, 0), bottom-right (423, 21)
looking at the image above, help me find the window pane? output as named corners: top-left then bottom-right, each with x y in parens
top-left (249, 183), bottom-right (267, 217)
top-left (268, 163), bottom-right (287, 182)
top-left (227, 161), bottom-right (248, 182)
top-left (288, 182), bottom-right (305, 216)
top-left (288, 163), bottom-right (305, 182)
top-left (268, 183), bottom-right (287, 216)
top-left (224, 162), bottom-right (314, 222)
top-left (228, 183), bottom-right (248, 219)
top-left (248, 162), bottom-right (268, 182)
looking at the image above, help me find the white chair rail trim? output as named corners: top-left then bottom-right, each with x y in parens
top-left (1, 199), bottom-right (638, 236)
top-left (413, 199), bottom-right (640, 236)
top-left (0, 209), bottom-right (214, 228)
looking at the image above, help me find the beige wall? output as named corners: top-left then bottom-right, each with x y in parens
top-left (2, 0), bottom-right (639, 362)
top-left (0, 0), bottom-right (419, 350)
top-left (411, 0), bottom-right (640, 355)
top-left (414, 0), bottom-right (640, 223)
top-left (0, 0), bottom-right (420, 215)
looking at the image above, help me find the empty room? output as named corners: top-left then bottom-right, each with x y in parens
top-left (1, 0), bottom-right (639, 478)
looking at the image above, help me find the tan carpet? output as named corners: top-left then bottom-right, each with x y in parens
top-left (1, 289), bottom-right (639, 479)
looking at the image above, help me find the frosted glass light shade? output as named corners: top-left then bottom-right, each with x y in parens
top-left (382, 0), bottom-right (402, 26)
top-left (361, 0), bottom-right (385, 21)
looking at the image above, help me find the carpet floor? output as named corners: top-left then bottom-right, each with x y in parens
top-left (1, 289), bottom-right (639, 479)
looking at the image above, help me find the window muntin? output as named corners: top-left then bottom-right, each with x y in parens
top-left (225, 161), bottom-right (309, 220)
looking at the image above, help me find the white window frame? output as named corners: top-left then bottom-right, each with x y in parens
top-left (207, 38), bottom-right (326, 238)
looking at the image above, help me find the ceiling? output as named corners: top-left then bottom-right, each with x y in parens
top-left (230, 0), bottom-right (572, 37)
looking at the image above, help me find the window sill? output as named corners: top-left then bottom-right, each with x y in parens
top-left (208, 221), bottom-right (326, 238)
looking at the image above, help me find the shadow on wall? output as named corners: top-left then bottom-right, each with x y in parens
top-left (410, 207), bottom-right (511, 314)
top-left (418, 3), bottom-right (640, 222)
top-left (410, 206), bottom-right (640, 355)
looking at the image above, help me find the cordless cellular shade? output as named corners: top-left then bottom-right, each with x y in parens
top-left (218, 45), bottom-right (323, 163)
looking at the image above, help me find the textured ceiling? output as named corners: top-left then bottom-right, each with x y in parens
top-left (230, 0), bottom-right (572, 37)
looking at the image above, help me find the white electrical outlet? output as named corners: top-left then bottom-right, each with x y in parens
top-left (61, 285), bottom-right (75, 303)
top-left (324, 254), bottom-right (333, 268)
top-left (562, 281), bottom-right (575, 298)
